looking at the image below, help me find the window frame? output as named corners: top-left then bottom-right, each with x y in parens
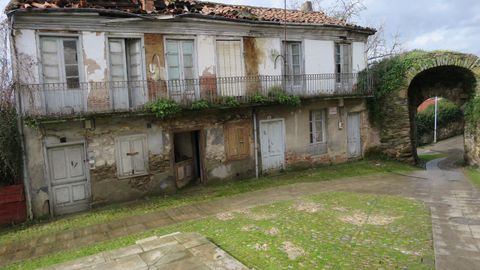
top-left (309, 109), bottom-right (327, 144)
top-left (114, 134), bottom-right (149, 179)
top-left (334, 42), bottom-right (352, 83)
top-left (106, 35), bottom-right (147, 82)
top-left (282, 41), bottom-right (305, 90)
top-left (224, 121), bottom-right (251, 161)
top-left (37, 34), bottom-right (85, 87)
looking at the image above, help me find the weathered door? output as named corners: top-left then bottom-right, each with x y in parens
top-left (108, 39), bottom-right (130, 110)
top-left (166, 39), bottom-right (197, 102)
top-left (347, 112), bottom-right (362, 158)
top-left (47, 144), bottom-right (90, 215)
top-left (260, 119), bottom-right (285, 172)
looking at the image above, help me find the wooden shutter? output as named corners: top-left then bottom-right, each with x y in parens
top-left (116, 135), bottom-right (148, 177)
top-left (166, 40), bottom-right (181, 80)
top-left (40, 37), bottom-right (62, 83)
top-left (109, 39), bottom-right (128, 82)
top-left (126, 39), bottom-right (142, 82)
top-left (225, 121), bottom-right (250, 160)
top-left (131, 137), bottom-right (147, 175)
top-left (216, 40), bottom-right (243, 78)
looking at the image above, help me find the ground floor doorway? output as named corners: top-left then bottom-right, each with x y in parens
top-left (173, 130), bottom-right (203, 188)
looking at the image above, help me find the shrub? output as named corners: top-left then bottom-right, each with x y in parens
top-left (190, 100), bottom-right (210, 110)
top-left (465, 96), bottom-right (480, 128)
top-left (416, 99), bottom-right (463, 136)
top-left (252, 93), bottom-right (268, 104)
top-left (267, 86), bottom-right (301, 106)
top-left (224, 96), bottom-right (240, 108)
top-left (0, 102), bottom-right (22, 186)
top-left (146, 99), bottom-right (181, 119)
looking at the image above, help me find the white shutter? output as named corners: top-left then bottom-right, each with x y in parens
top-left (40, 37), bottom-right (62, 83)
top-left (119, 139), bottom-right (133, 176)
top-left (166, 40), bottom-right (181, 80)
top-left (216, 40), bottom-right (244, 96)
top-left (108, 39), bottom-right (128, 82)
top-left (131, 137), bottom-right (147, 175)
top-left (127, 39), bottom-right (142, 82)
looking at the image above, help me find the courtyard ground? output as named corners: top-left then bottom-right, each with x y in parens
top-left (2, 135), bottom-right (480, 269)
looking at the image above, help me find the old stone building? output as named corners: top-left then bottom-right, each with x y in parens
top-left (6, 0), bottom-right (379, 218)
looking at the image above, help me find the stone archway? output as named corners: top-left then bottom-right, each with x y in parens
top-left (370, 51), bottom-right (480, 164)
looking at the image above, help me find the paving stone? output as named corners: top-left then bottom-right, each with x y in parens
top-left (139, 235), bottom-right (179, 251)
top-left (103, 245), bottom-right (144, 261)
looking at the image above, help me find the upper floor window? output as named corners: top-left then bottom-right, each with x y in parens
top-left (108, 38), bottom-right (143, 82)
top-left (216, 39), bottom-right (244, 96)
top-left (166, 39), bottom-right (195, 81)
top-left (40, 37), bottom-right (81, 88)
top-left (335, 43), bottom-right (352, 82)
top-left (284, 41), bottom-right (303, 87)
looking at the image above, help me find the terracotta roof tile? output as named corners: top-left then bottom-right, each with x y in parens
top-left (6, 0), bottom-right (372, 30)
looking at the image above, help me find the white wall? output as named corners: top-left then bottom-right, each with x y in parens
top-left (82, 31), bottom-right (108, 83)
top-left (304, 40), bottom-right (335, 74)
top-left (255, 37), bottom-right (282, 76)
top-left (13, 29), bottom-right (39, 84)
top-left (197, 35), bottom-right (216, 76)
top-left (352, 42), bottom-right (367, 73)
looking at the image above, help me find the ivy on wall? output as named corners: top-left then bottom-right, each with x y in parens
top-left (364, 50), bottom-right (479, 126)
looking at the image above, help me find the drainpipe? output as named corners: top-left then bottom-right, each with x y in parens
top-left (10, 14), bottom-right (34, 219)
top-left (434, 96), bottom-right (438, 144)
top-left (253, 109), bottom-right (259, 179)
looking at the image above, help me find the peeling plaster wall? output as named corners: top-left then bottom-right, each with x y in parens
top-left (254, 38), bottom-right (282, 76)
top-left (13, 29), bottom-right (39, 84)
top-left (197, 35), bottom-right (216, 77)
top-left (352, 42), bottom-right (366, 73)
top-left (256, 98), bottom-right (379, 167)
top-left (82, 31), bottom-right (107, 82)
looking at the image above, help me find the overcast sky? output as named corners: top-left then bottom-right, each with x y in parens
top-left (1, 0), bottom-right (479, 56)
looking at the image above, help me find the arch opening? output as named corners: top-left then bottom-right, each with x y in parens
top-left (407, 65), bottom-right (477, 163)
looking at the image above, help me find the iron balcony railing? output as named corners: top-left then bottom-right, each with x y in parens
top-left (17, 73), bottom-right (372, 117)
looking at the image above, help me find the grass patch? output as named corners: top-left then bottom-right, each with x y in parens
top-left (0, 159), bottom-right (417, 246)
top-left (4, 192), bottom-right (434, 270)
top-left (465, 167), bottom-right (480, 188)
top-left (418, 153), bottom-right (448, 163)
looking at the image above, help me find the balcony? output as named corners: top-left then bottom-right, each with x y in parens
top-left (17, 73), bottom-right (372, 118)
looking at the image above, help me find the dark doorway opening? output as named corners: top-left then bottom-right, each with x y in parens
top-left (173, 130), bottom-right (202, 189)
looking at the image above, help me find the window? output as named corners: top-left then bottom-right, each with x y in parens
top-left (108, 38), bottom-right (145, 109)
top-left (166, 39), bottom-right (195, 81)
top-left (335, 43), bottom-right (352, 83)
top-left (216, 40), bottom-right (245, 96)
top-left (108, 38), bottom-right (143, 82)
top-left (284, 41), bottom-right (303, 87)
top-left (40, 37), bottom-right (81, 88)
top-left (225, 121), bottom-right (250, 160)
top-left (310, 110), bottom-right (327, 144)
top-left (115, 134), bottom-right (148, 178)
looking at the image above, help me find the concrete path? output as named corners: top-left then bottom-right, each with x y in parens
top-left (39, 232), bottom-right (248, 270)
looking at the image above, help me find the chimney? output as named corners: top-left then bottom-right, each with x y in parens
top-left (301, 1), bottom-right (313, 12)
top-left (141, 0), bottom-right (155, 13)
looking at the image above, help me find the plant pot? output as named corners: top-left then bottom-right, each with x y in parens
top-left (0, 184), bottom-right (27, 226)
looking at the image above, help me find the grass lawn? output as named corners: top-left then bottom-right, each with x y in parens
top-left (4, 192), bottom-right (434, 270)
top-left (465, 167), bottom-right (480, 188)
top-left (418, 153), bottom-right (448, 163)
top-left (0, 159), bottom-right (417, 246)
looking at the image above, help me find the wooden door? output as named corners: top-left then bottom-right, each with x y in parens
top-left (47, 144), bottom-right (90, 215)
top-left (260, 119), bottom-right (285, 172)
top-left (347, 112), bottom-right (362, 158)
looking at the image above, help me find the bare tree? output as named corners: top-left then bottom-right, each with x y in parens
top-left (289, 0), bottom-right (402, 61)
top-left (366, 23), bottom-right (403, 62)
top-left (0, 19), bottom-right (13, 104)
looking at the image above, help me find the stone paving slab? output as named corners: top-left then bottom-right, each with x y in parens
top-left (38, 232), bottom-right (248, 270)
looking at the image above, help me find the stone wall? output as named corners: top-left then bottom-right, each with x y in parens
top-left (22, 98), bottom-right (379, 218)
top-left (372, 52), bottom-right (480, 164)
top-left (417, 121), bottom-right (464, 145)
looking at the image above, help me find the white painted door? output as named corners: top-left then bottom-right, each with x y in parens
top-left (260, 119), bottom-right (285, 171)
top-left (108, 39), bottom-right (130, 110)
top-left (216, 40), bottom-right (245, 96)
top-left (347, 113), bottom-right (362, 158)
top-left (47, 144), bottom-right (90, 215)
